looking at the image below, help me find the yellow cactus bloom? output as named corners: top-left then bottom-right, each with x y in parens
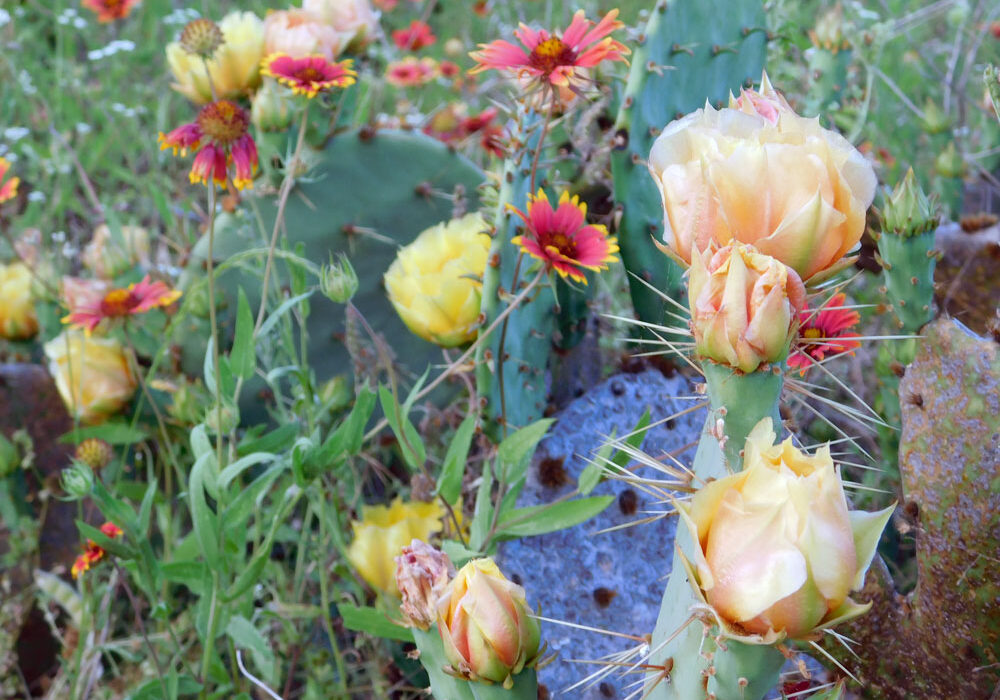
top-left (0, 262), bottom-right (39, 340)
top-left (678, 418), bottom-right (893, 642)
top-left (384, 213), bottom-right (491, 348)
top-left (166, 11), bottom-right (266, 105)
top-left (43, 330), bottom-right (138, 424)
top-left (347, 498), bottom-right (445, 594)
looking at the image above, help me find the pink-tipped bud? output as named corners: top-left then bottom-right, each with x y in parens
top-left (394, 540), bottom-right (454, 630)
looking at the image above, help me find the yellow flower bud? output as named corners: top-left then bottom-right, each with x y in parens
top-left (436, 558), bottom-right (542, 688)
top-left (43, 330), bottom-right (138, 425)
top-left (384, 213), bottom-right (491, 348)
top-left (0, 262), bottom-right (39, 340)
top-left (347, 498), bottom-right (445, 594)
top-left (688, 244), bottom-right (806, 373)
top-left (678, 418), bottom-right (893, 641)
top-left (166, 11), bottom-right (265, 105)
top-left (81, 223), bottom-right (150, 280)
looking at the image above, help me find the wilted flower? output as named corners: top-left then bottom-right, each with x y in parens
top-left (0, 157), bottom-right (19, 204)
top-left (302, 0), bottom-right (378, 52)
top-left (81, 223), bottom-right (150, 279)
top-left (71, 522), bottom-right (124, 579)
top-left (261, 53), bottom-right (356, 98)
top-left (677, 418), bottom-right (893, 641)
top-left (44, 331), bottom-right (138, 424)
top-left (470, 10), bottom-right (629, 93)
top-left (436, 558), bottom-right (542, 688)
top-left (81, 0), bottom-right (140, 23)
top-left (159, 99), bottom-right (259, 189)
top-left (509, 189), bottom-right (619, 284)
top-left (384, 213), bottom-right (491, 347)
top-left (882, 168), bottom-right (940, 236)
top-left (386, 56), bottom-right (439, 87)
top-left (394, 539), bottom-right (454, 629)
top-left (688, 243), bottom-right (806, 373)
top-left (166, 11), bottom-right (265, 104)
top-left (648, 72), bottom-right (877, 282)
top-left (347, 498), bottom-right (445, 593)
top-left (0, 262), bottom-right (39, 340)
top-left (392, 20), bottom-right (436, 51)
top-left (787, 293), bottom-right (861, 373)
top-left (63, 275), bottom-right (181, 332)
top-left (264, 9), bottom-right (346, 61)
top-left (320, 254), bottom-right (359, 303)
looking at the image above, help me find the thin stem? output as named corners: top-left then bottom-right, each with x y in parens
top-left (317, 496), bottom-right (350, 697)
top-left (199, 572), bottom-right (221, 696)
top-left (115, 563), bottom-right (169, 700)
top-left (528, 98), bottom-right (556, 194)
top-left (206, 186), bottom-right (225, 474)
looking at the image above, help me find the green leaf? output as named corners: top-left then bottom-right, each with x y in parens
top-left (76, 520), bottom-right (137, 560)
top-left (225, 615), bottom-right (274, 672)
top-left (378, 385), bottom-right (426, 471)
top-left (440, 540), bottom-right (483, 568)
top-left (259, 291), bottom-right (314, 337)
top-left (496, 419), bottom-right (553, 484)
top-left (224, 484), bottom-right (301, 601)
top-left (161, 561), bottom-right (208, 595)
top-left (338, 604), bottom-right (413, 642)
top-left (189, 452), bottom-right (220, 567)
top-left (496, 496), bottom-right (614, 539)
top-left (231, 288), bottom-right (255, 380)
top-left (468, 461), bottom-right (494, 552)
top-left (611, 409), bottom-right (651, 470)
top-left (218, 452), bottom-right (276, 491)
top-left (59, 422), bottom-right (148, 446)
top-left (237, 423), bottom-right (298, 456)
top-left (437, 414), bottom-right (477, 505)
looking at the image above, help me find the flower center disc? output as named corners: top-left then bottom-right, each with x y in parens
top-left (529, 37), bottom-right (575, 74)
top-left (197, 100), bottom-right (249, 146)
top-left (100, 288), bottom-right (136, 317)
top-left (549, 232), bottom-right (576, 257)
top-left (803, 328), bottom-right (823, 339)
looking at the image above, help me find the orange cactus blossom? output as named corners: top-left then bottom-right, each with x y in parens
top-left (158, 99), bottom-right (259, 189)
top-left (677, 418), bottom-right (894, 642)
top-left (261, 53), bottom-right (356, 98)
top-left (436, 558), bottom-right (542, 688)
top-left (0, 157), bottom-right (19, 204)
top-left (394, 540), bottom-right (455, 630)
top-left (81, 0), bottom-right (140, 23)
top-left (63, 275), bottom-right (181, 333)
top-left (470, 9), bottom-right (629, 92)
top-left (787, 292), bottom-right (862, 373)
top-left (71, 522), bottom-right (124, 579)
top-left (648, 72), bottom-right (877, 282)
top-left (688, 243), bottom-right (806, 373)
top-left (509, 189), bottom-right (619, 284)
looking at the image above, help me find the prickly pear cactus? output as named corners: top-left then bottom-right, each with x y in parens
top-left (610, 0), bottom-right (768, 330)
top-left (476, 111), bottom-right (557, 436)
top-left (178, 129), bottom-right (484, 404)
top-left (824, 318), bottom-right (1000, 698)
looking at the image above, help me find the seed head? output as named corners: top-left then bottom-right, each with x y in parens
top-left (180, 18), bottom-right (225, 59)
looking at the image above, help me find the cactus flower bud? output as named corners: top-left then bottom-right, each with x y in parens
top-left (436, 558), bottom-right (541, 688)
top-left (60, 461), bottom-right (95, 500)
top-left (934, 142), bottom-right (966, 179)
top-left (689, 244), bottom-right (806, 373)
top-left (320, 254), bottom-right (359, 304)
top-left (677, 418), bottom-right (894, 641)
top-left (394, 539), bottom-right (454, 630)
top-left (882, 168), bottom-right (939, 237)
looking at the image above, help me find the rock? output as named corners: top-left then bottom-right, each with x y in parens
top-left (497, 368), bottom-right (705, 699)
top-left (934, 222), bottom-right (1000, 336)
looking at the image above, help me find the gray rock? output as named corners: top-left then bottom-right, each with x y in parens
top-left (497, 368), bottom-right (705, 699)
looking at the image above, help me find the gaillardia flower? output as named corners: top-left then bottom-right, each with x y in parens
top-left (470, 10), bottom-right (629, 91)
top-left (386, 57), bottom-right (439, 87)
top-left (436, 558), bottom-right (542, 688)
top-left (0, 262), bottom-right (39, 340)
top-left (159, 99), bottom-right (259, 189)
top-left (510, 189), bottom-right (618, 284)
top-left (261, 53), bottom-right (356, 98)
top-left (385, 213), bottom-right (491, 347)
top-left (64, 275), bottom-right (181, 332)
top-left (71, 522), bottom-right (124, 579)
top-left (44, 331), bottom-right (138, 424)
top-left (688, 243), bottom-right (806, 373)
top-left (81, 0), bottom-right (140, 23)
top-left (648, 73), bottom-right (877, 282)
top-left (392, 20), bottom-right (436, 51)
top-left (677, 418), bottom-right (893, 642)
top-left (787, 293), bottom-right (861, 372)
top-left (0, 157), bottom-right (19, 204)
top-left (395, 539), bottom-right (454, 630)
top-left (166, 11), bottom-right (265, 104)
top-left (347, 498), bottom-right (445, 594)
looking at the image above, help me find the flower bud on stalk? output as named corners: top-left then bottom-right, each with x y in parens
top-left (394, 540), bottom-right (454, 630)
top-left (882, 168), bottom-right (939, 237)
top-left (320, 254), bottom-right (359, 303)
top-left (436, 558), bottom-right (541, 688)
top-left (688, 244), bottom-right (806, 373)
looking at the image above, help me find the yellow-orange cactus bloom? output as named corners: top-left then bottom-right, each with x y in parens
top-left (0, 262), bottom-right (39, 340)
top-left (43, 331), bottom-right (138, 425)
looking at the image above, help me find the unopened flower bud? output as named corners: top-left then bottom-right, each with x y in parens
top-left (318, 374), bottom-right (352, 411)
top-left (180, 18), bottom-right (225, 59)
top-left (251, 78), bottom-right (295, 132)
top-left (205, 401), bottom-right (239, 434)
top-left (75, 438), bottom-right (113, 471)
top-left (443, 37), bottom-right (464, 57)
top-left (920, 98), bottom-right (950, 135)
top-left (394, 540), bottom-right (454, 630)
top-left (320, 254), bottom-right (359, 303)
top-left (882, 168), bottom-right (939, 237)
top-left (61, 461), bottom-right (95, 500)
top-left (934, 142), bottom-right (966, 179)
top-left (436, 558), bottom-right (541, 688)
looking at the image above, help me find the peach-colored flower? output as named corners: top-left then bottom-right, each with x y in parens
top-left (648, 73), bottom-right (877, 282)
top-left (509, 189), bottom-right (619, 284)
top-left (0, 157), bottom-right (19, 204)
top-left (303, 0), bottom-right (378, 52)
top-left (787, 293), bottom-right (861, 372)
top-left (688, 243), bottom-right (806, 373)
top-left (261, 53), bottom-right (356, 98)
top-left (386, 57), bottom-right (438, 87)
top-left (470, 10), bottom-right (629, 92)
top-left (63, 276), bottom-right (181, 332)
top-left (677, 418), bottom-right (893, 641)
top-left (81, 0), bottom-right (139, 23)
top-left (263, 9), bottom-right (347, 60)
top-left (392, 20), bottom-right (436, 51)
top-left (158, 100), bottom-right (259, 189)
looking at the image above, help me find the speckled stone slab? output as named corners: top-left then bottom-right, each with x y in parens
top-left (497, 368), bottom-right (705, 699)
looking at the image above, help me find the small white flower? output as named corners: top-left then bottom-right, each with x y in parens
top-left (3, 127), bottom-right (29, 141)
top-left (0, 9), bottom-right (12, 27)
top-left (27, 191), bottom-right (46, 203)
